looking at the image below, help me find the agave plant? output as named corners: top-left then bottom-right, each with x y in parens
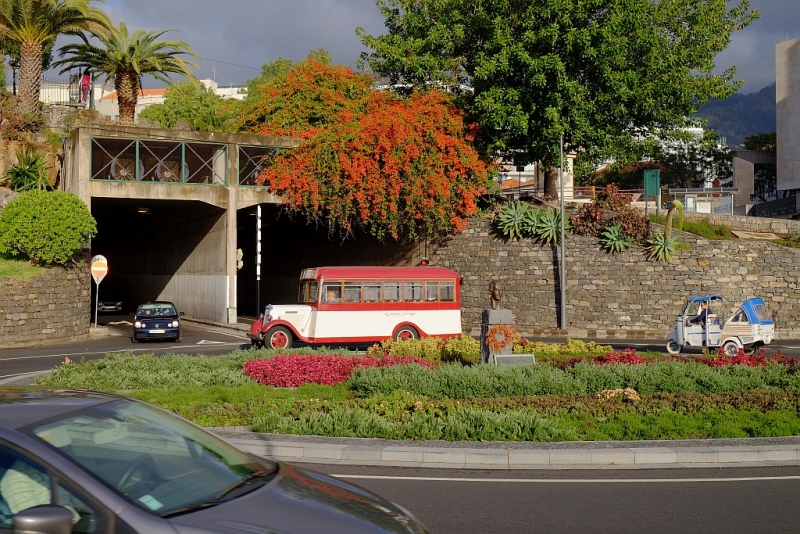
top-left (600, 223), bottom-right (633, 254)
top-left (495, 201), bottom-right (530, 241)
top-left (521, 207), bottom-right (542, 237)
top-left (664, 200), bottom-right (684, 239)
top-left (646, 231), bottom-right (677, 262)
top-left (534, 209), bottom-right (570, 245)
top-left (2, 148), bottom-right (49, 191)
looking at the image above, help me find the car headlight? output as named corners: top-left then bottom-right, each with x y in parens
top-left (171, 320), bottom-right (179, 328)
top-left (134, 321), bottom-right (142, 328)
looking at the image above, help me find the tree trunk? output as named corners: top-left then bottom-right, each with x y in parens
top-left (543, 165), bottom-right (560, 201)
top-left (18, 41), bottom-right (43, 118)
top-left (115, 72), bottom-right (140, 126)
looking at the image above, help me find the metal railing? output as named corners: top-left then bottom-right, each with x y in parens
top-left (40, 74), bottom-right (84, 106)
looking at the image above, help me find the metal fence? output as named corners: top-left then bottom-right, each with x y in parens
top-left (40, 74), bottom-right (83, 106)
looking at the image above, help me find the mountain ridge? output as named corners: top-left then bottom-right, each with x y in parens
top-left (694, 83), bottom-right (776, 147)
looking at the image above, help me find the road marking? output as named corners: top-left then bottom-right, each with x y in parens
top-left (197, 340), bottom-right (227, 345)
top-left (198, 330), bottom-right (250, 340)
top-left (332, 474), bottom-right (800, 484)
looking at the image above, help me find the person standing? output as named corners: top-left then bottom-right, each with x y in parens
top-left (80, 69), bottom-right (91, 106)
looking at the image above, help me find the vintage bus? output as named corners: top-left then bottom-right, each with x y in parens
top-left (249, 265), bottom-right (463, 349)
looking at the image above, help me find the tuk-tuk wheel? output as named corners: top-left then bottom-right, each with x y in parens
top-left (666, 340), bottom-right (681, 355)
top-left (722, 341), bottom-right (740, 357)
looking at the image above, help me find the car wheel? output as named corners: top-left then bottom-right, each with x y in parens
top-left (265, 326), bottom-right (292, 350)
top-left (394, 325), bottom-right (419, 342)
top-left (722, 341), bottom-right (740, 357)
top-left (665, 340), bottom-right (681, 355)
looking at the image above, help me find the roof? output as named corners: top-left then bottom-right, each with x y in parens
top-left (101, 88), bottom-right (167, 101)
top-left (0, 388), bottom-right (120, 429)
top-left (305, 266), bottom-right (460, 280)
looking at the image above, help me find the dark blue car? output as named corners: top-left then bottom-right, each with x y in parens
top-left (133, 301), bottom-right (183, 342)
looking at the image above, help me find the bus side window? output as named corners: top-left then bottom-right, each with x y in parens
top-left (323, 283), bottom-right (342, 303)
top-left (404, 282), bottom-right (422, 302)
top-left (364, 282), bottom-right (381, 302)
top-left (425, 281), bottom-right (439, 302)
top-left (344, 282), bottom-right (362, 303)
top-left (384, 282), bottom-right (402, 302)
top-left (440, 281), bottom-right (455, 302)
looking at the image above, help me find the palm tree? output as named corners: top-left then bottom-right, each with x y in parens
top-left (53, 22), bottom-right (198, 126)
top-left (0, 0), bottom-right (112, 118)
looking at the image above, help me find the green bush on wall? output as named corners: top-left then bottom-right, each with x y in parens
top-left (0, 190), bottom-right (97, 266)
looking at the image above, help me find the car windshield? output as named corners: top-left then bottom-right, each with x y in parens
top-left (137, 304), bottom-right (176, 316)
top-left (24, 399), bottom-right (275, 516)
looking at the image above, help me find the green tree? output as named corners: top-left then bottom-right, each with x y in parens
top-left (0, 0), bottom-right (112, 120)
top-left (742, 131), bottom-right (777, 202)
top-left (139, 80), bottom-right (233, 131)
top-left (358, 0), bottom-right (758, 199)
top-left (245, 48), bottom-right (333, 96)
top-left (52, 21), bottom-right (198, 126)
top-left (653, 128), bottom-right (733, 188)
top-left (0, 190), bottom-right (97, 266)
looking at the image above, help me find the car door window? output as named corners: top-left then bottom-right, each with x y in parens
top-left (0, 444), bottom-right (112, 533)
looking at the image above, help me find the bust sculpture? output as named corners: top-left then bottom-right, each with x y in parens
top-left (488, 280), bottom-right (503, 309)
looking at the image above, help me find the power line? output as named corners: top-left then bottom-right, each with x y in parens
top-left (199, 56), bottom-right (260, 71)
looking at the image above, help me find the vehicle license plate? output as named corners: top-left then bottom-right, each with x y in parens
top-left (149, 329), bottom-right (166, 334)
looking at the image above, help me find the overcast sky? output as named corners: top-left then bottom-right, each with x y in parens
top-left (34, 0), bottom-right (800, 95)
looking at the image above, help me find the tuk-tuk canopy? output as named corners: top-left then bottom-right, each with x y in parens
top-left (740, 297), bottom-right (774, 325)
top-left (687, 293), bottom-right (725, 304)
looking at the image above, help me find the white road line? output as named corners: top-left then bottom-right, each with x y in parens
top-left (197, 330), bottom-right (250, 340)
top-left (332, 474), bottom-right (800, 484)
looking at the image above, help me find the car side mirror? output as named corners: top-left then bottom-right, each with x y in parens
top-left (14, 505), bottom-right (74, 534)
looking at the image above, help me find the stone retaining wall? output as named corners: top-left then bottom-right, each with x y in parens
top-left (432, 217), bottom-right (800, 340)
top-left (682, 212), bottom-right (800, 234)
top-left (0, 266), bottom-right (90, 349)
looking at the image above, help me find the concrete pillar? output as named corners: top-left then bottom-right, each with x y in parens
top-left (226, 185), bottom-right (237, 324)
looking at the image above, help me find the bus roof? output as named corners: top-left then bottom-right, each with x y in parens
top-left (302, 266), bottom-right (460, 280)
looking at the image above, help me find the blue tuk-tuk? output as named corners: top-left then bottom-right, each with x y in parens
top-left (665, 294), bottom-right (775, 356)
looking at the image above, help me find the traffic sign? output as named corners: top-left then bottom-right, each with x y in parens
top-left (90, 255), bottom-right (108, 284)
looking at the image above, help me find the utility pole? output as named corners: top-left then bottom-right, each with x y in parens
top-left (559, 134), bottom-right (566, 329)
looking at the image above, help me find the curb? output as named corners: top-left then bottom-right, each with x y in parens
top-left (209, 429), bottom-right (800, 470)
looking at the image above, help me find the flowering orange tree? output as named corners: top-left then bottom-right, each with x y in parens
top-left (240, 60), bottom-right (492, 240)
top-left (235, 60), bottom-right (374, 140)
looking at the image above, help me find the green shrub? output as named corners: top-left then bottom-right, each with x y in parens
top-left (367, 337), bottom-right (445, 360)
top-left (0, 190), bottom-right (97, 266)
top-left (534, 208), bottom-right (569, 245)
top-left (441, 335), bottom-right (481, 364)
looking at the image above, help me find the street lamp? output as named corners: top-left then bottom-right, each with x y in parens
top-left (9, 59), bottom-right (20, 96)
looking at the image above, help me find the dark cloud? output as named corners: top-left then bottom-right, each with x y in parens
top-left (100, 0), bottom-right (387, 86)
top-left (45, 0), bottom-right (797, 93)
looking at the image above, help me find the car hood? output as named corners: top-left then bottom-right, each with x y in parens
top-left (135, 314), bottom-right (179, 321)
top-left (168, 463), bottom-right (425, 534)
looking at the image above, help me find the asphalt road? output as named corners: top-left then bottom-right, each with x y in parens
top-left (302, 463), bottom-right (800, 534)
top-left (0, 314), bottom-right (252, 382)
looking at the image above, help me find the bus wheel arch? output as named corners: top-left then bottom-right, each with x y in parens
top-left (393, 324), bottom-right (420, 342)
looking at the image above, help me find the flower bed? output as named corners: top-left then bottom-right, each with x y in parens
top-left (243, 353), bottom-right (435, 387)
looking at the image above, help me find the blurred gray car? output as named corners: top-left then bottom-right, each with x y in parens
top-left (0, 388), bottom-right (428, 534)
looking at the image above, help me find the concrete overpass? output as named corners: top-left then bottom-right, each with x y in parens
top-left (62, 126), bottom-right (303, 324)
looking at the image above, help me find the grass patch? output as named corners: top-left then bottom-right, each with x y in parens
top-left (772, 233), bottom-right (800, 249)
top-left (649, 214), bottom-right (733, 240)
top-left (0, 256), bottom-right (45, 279)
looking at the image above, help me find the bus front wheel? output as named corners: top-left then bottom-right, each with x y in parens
top-left (394, 326), bottom-right (419, 342)
top-left (265, 326), bottom-right (292, 350)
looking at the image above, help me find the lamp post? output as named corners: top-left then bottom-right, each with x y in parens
top-left (9, 59), bottom-right (20, 96)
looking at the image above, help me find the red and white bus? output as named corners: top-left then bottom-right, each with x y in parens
top-left (249, 265), bottom-right (462, 349)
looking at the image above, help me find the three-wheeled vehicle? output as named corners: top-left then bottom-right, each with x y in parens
top-left (665, 294), bottom-right (775, 356)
